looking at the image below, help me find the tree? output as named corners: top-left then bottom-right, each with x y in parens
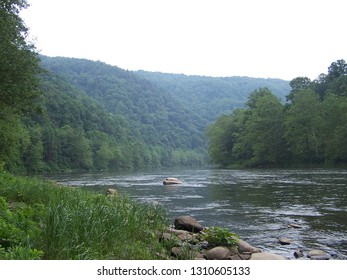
top-left (322, 94), bottom-right (347, 163)
top-left (243, 90), bottom-right (286, 166)
top-left (287, 77), bottom-right (312, 102)
top-left (327, 59), bottom-right (347, 81)
top-left (206, 113), bottom-right (240, 167)
top-left (0, 0), bottom-right (42, 113)
top-left (0, 0), bottom-right (42, 171)
top-left (284, 89), bottom-right (324, 163)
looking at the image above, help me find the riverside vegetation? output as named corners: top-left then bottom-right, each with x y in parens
top-left (0, 171), bottom-right (170, 259)
top-left (1, 171), bottom-right (252, 260)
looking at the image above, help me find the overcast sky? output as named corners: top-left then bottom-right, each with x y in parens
top-left (21, 0), bottom-right (346, 80)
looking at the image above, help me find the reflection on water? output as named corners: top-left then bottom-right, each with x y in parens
top-left (46, 168), bottom-right (347, 259)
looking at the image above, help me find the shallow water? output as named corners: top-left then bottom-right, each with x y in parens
top-left (46, 168), bottom-right (347, 259)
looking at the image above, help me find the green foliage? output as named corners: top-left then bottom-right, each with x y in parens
top-left (201, 226), bottom-right (239, 247)
top-left (207, 60), bottom-right (347, 167)
top-left (0, 196), bottom-right (44, 260)
top-left (0, 0), bottom-right (42, 113)
top-left (0, 173), bottom-right (170, 259)
top-left (136, 71), bottom-right (290, 122)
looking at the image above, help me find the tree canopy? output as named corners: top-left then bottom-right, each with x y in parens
top-left (0, 0), bottom-right (42, 171)
top-left (207, 60), bottom-right (347, 167)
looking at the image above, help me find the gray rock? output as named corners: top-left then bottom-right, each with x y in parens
top-left (174, 216), bottom-right (204, 233)
top-left (294, 249), bottom-right (304, 258)
top-left (171, 247), bottom-right (183, 258)
top-left (163, 178), bottom-right (183, 185)
top-left (177, 232), bottom-right (194, 242)
top-left (288, 223), bottom-right (302, 228)
top-left (205, 246), bottom-right (230, 260)
top-left (250, 252), bottom-right (287, 260)
top-left (307, 250), bottom-right (330, 260)
top-left (237, 239), bottom-right (261, 254)
top-left (107, 188), bottom-right (117, 196)
top-left (278, 237), bottom-right (291, 245)
top-left (160, 232), bottom-right (172, 242)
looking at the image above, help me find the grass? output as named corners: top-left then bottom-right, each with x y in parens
top-left (0, 172), bottom-right (170, 259)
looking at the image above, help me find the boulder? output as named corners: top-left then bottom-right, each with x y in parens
top-left (250, 252), bottom-right (287, 260)
top-left (107, 188), bottom-right (117, 197)
top-left (307, 250), bottom-right (330, 260)
top-left (237, 239), bottom-right (261, 254)
top-left (171, 247), bottom-right (183, 258)
top-left (288, 223), bottom-right (302, 229)
top-left (278, 237), bottom-right (291, 245)
top-left (177, 232), bottom-right (194, 242)
top-left (205, 246), bottom-right (230, 260)
top-left (159, 232), bottom-right (172, 242)
top-left (163, 178), bottom-right (183, 185)
top-left (294, 249), bottom-right (304, 258)
top-left (174, 216), bottom-right (204, 233)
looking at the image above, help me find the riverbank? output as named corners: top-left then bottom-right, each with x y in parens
top-left (160, 215), bottom-right (334, 260)
top-left (0, 172), bottom-right (169, 259)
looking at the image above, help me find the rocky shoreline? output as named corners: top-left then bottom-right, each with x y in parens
top-left (158, 215), bottom-right (333, 260)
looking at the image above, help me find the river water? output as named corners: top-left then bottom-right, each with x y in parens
top-left (46, 168), bottom-right (347, 259)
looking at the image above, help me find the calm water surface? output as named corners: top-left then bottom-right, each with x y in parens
top-left (47, 168), bottom-right (347, 259)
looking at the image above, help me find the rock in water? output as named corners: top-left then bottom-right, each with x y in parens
top-left (174, 216), bottom-right (203, 233)
top-left (294, 250), bottom-right (304, 258)
top-left (278, 237), bottom-right (291, 245)
top-left (237, 239), bottom-right (261, 254)
top-left (307, 250), bottom-right (331, 260)
top-left (163, 178), bottom-right (183, 185)
top-left (250, 252), bottom-right (287, 260)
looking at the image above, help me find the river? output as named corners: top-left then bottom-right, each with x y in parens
top-left (45, 168), bottom-right (347, 259)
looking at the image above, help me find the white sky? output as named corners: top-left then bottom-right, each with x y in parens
top-left (21, 0), bottom-right (347, 80)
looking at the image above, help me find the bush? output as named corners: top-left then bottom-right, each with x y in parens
top-left (201, 226), bottom-right (239, 247)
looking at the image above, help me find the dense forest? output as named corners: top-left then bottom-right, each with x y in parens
top-left (0, 0), bottom-right (291, 176)
top-left (1, 1), bottom-right (345, 175)
top-left (136, 71), bottom-right (290, 122)
top-left (207, 59), bottom-right (347, 167)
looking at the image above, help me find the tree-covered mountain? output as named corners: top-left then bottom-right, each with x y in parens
top-left (40, 56), bottom-right (206, 152)
top-left (32, 55), bottom-right (291, 173)
top-left (136, 70), bottom-right (291, 122)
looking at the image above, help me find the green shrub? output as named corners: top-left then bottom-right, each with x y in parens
top-left (0, 196), bottom-right (44, 260)
top-left (201, 226), bottom-right (239, 247)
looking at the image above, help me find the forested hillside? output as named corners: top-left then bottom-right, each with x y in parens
top-left (136, 71), bottom-right (291, 121)
top-left (2, 1), bottom-right (301, 174)
top-left (207, 60), bottom-right (347, 167)
top-left (28, 56), bottom-right (290, 173)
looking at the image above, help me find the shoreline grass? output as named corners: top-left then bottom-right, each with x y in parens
top-left (0, 172), bottom-right (169, 259)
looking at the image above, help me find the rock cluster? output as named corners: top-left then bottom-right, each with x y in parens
top-left (157, 215), bottom-right (334, 260)
top-left (159, 215), bottom-right (286, 260)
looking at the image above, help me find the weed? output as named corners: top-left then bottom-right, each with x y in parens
top-left (200, 226), bottom-right (239, 247)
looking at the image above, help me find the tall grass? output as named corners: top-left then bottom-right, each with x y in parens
top-left (0, 172), bottom-right (169, 259)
